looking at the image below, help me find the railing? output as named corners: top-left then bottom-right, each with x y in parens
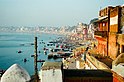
top-left (94, 31), bottom-right (108, 37)
top-left (86, 54), bottom-right (110, 69)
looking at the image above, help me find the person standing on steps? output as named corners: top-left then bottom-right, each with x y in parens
top-left (83, 47), bottom-right (89, 63)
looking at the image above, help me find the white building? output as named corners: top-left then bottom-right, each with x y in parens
top-left (39, 62), bottom-right (62, 82)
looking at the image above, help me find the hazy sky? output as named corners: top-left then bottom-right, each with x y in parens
top-left (0, 0), bottom-right (123, 27)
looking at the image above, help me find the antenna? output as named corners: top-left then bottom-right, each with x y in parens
top-left (34, 37), bottom-right (39, 82)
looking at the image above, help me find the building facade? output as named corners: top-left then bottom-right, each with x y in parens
top-left (95, 5), bottom-right (124, 60)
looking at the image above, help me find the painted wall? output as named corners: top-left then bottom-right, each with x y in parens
top-left (108, 33), bottom-right (118, 59)
top-left (39, 69), bottom-right (62, 82)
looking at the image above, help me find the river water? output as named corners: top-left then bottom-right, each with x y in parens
top-left (0, 32), bottom-right (62, 75)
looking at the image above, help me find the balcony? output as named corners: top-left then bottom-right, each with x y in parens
top-left (94, 31), bottom-right (108, 37)
top-left (117, 34), bottom-right (124, 45)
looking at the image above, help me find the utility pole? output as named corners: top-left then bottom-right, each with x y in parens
top-left (34, 37), bottom-right (39, 82)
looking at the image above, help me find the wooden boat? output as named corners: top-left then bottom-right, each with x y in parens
top-left (18, 50), bottom-right (22, 53)
top-left (48, 54), bottom-right (53, 59)
top-left (37, 60), bottom-right (45, 62)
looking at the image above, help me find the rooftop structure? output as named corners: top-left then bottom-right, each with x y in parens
top-left (39, 62), bottom-right (63, 82)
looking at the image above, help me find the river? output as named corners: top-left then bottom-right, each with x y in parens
top-left (0, 32), bottom-right (62, 75)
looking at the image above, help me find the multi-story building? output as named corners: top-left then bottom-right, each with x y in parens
top-left (94, 5), bottom-right (124, 82)
top-left (88, 18), bottom-right (98, 39)
top-left (94, 5), bottom-right (124, 60)
top-left (77, 23), bottom-right (88, 40)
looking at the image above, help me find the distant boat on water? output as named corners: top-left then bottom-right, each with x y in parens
top-left (18, 50), bottom-right (22, 53)
top-left (20, 44), bottom-right (25, 46)
top-left (30, 43), bottom-right (34, 45)
top-left (23, 58), bottom-right (27, 62)
top-left (37, 59), bottom-right (45, 62)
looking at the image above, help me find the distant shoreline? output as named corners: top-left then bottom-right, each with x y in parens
top-left (0, 31), bottom-right (66, 36)
top-left (0, 31), bottom-right (67, 36)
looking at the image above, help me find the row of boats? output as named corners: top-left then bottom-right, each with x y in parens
top-left (46, 39), bottom-right (73, 60)
top-left (17, 38), bottom-right (73, 62)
